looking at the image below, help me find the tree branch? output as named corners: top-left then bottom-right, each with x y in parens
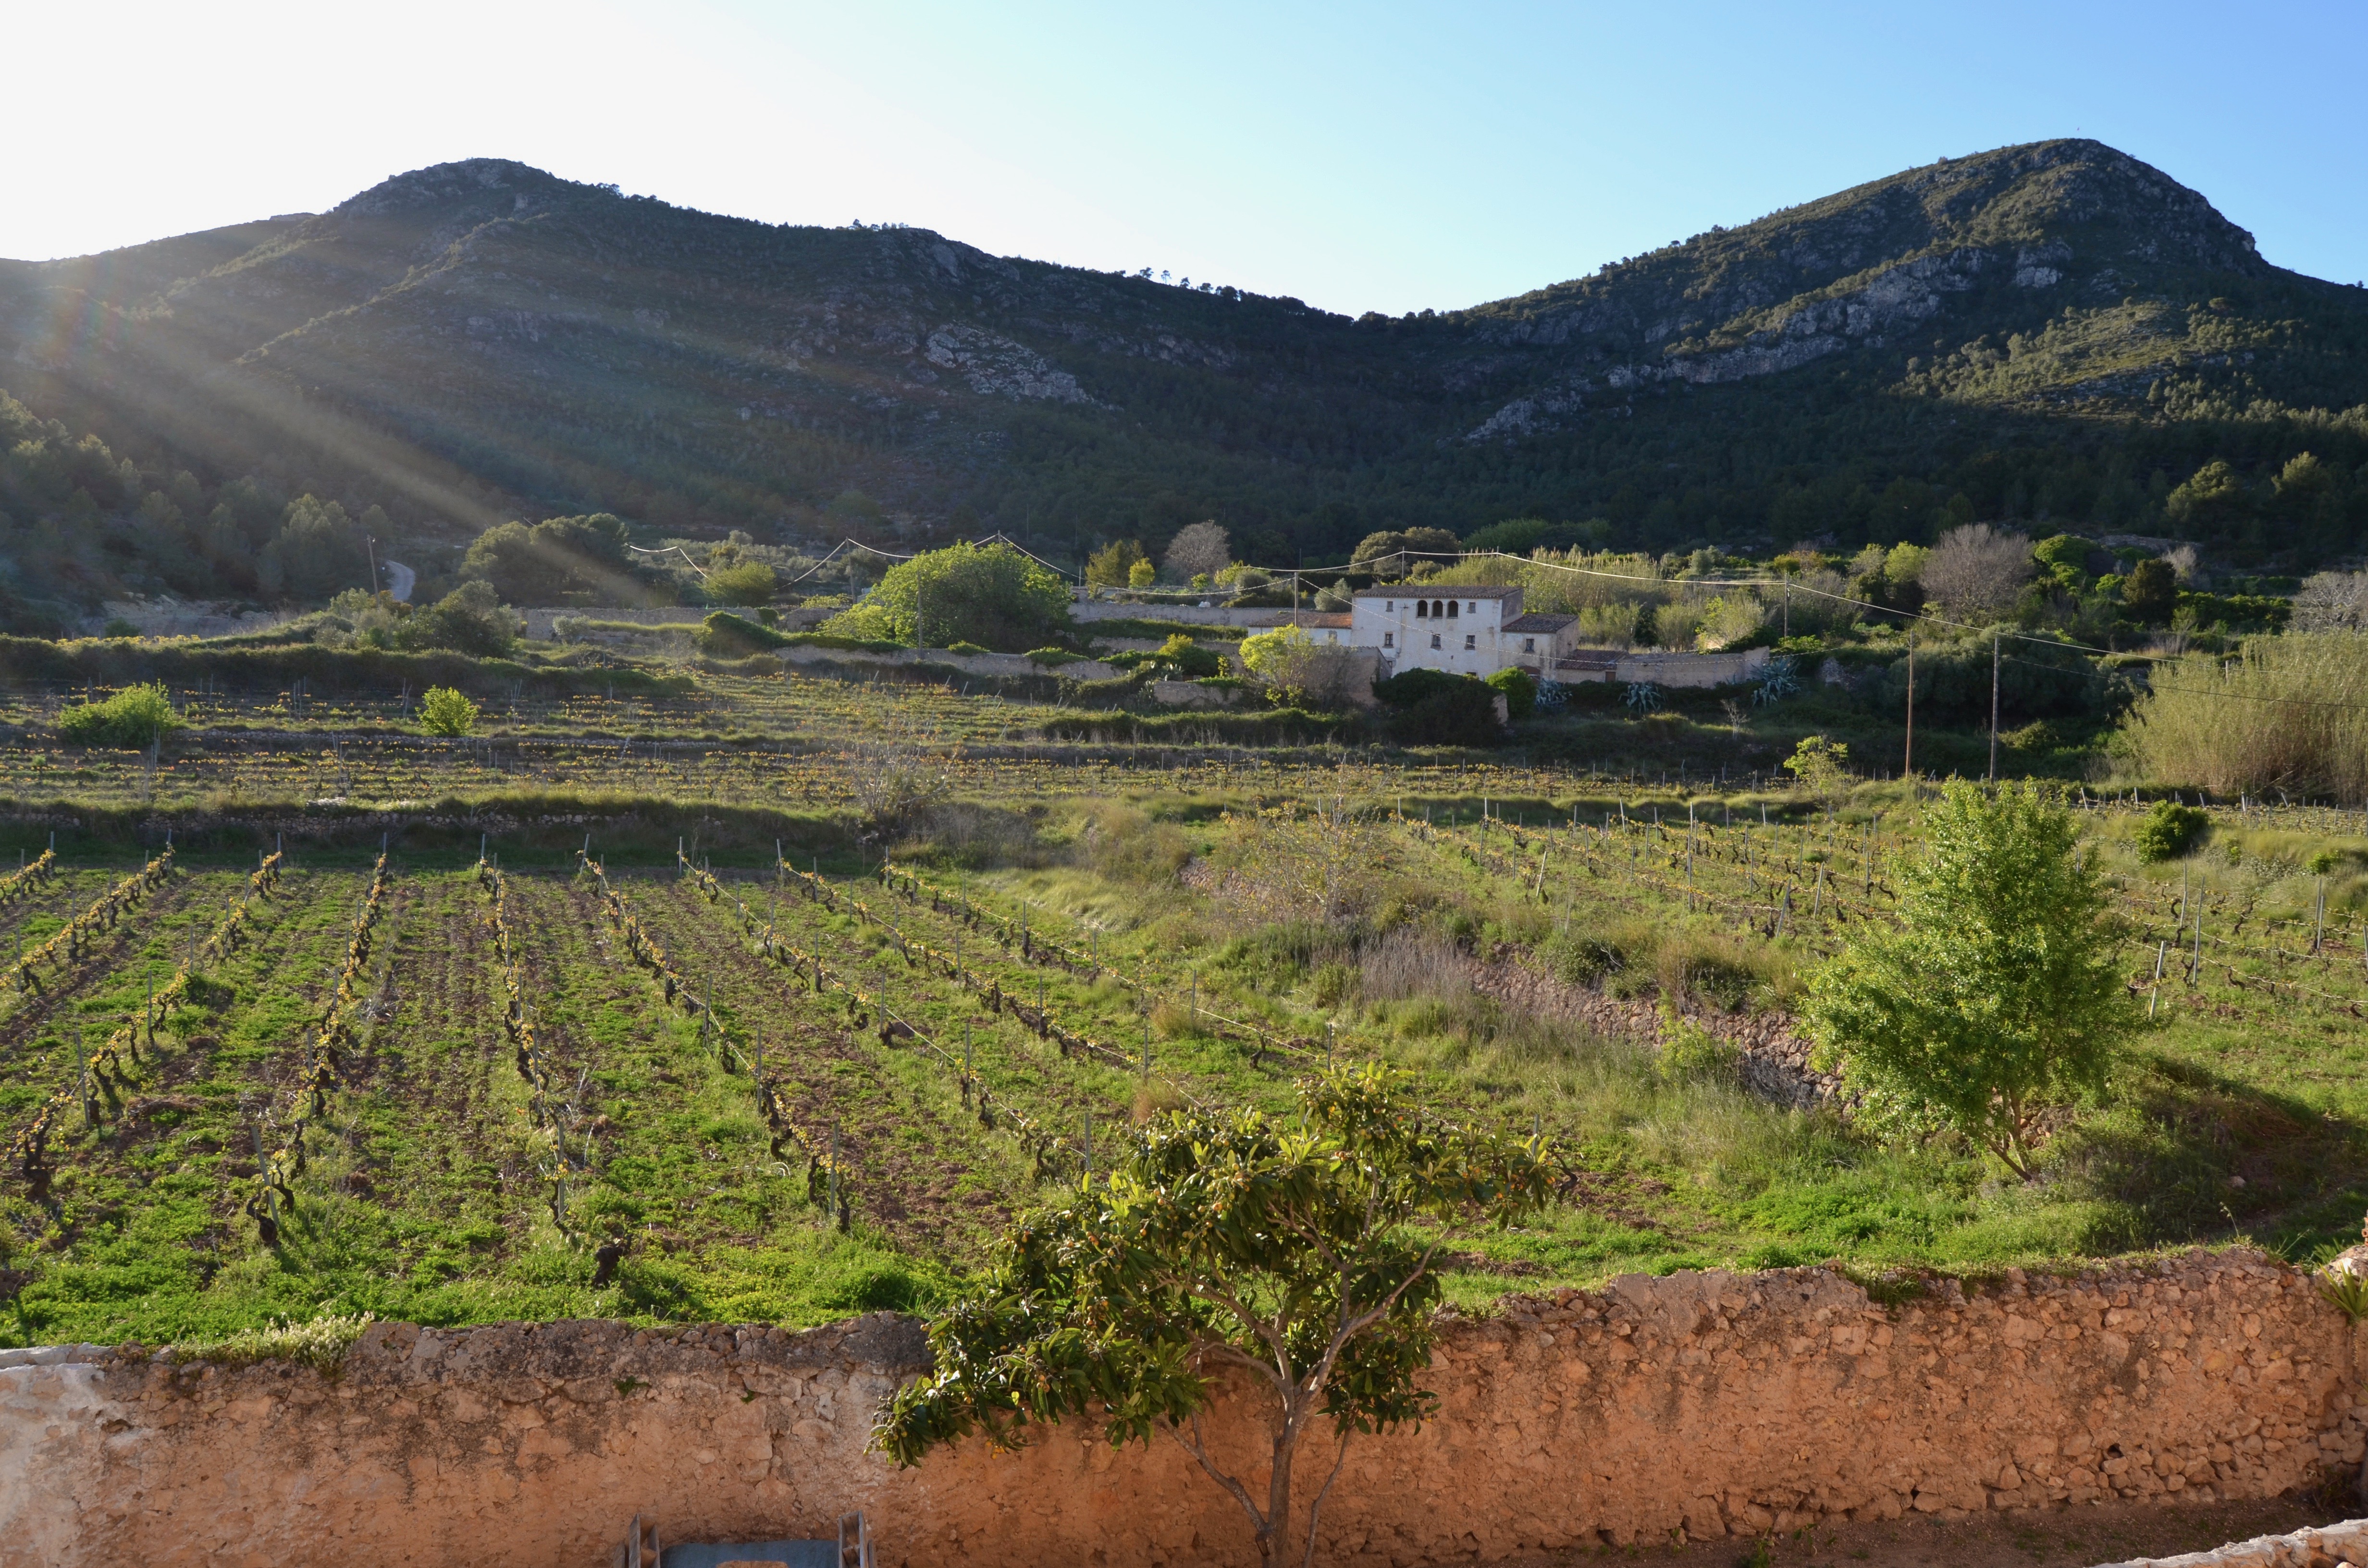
top-left (1300, 1429), bottom-right (1355, 1568)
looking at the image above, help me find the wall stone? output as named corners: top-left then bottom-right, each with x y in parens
top-left (3, 1253), bottom-right (2361, 1568)
top-left (2092, 1517), bottom-right (2368, 1568)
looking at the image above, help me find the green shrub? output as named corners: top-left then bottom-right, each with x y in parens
top-left (1485, 666), bottom-right (1537, 720)
top-left (1026, 648), bottom-right (1084, 668)
top-left (1543, 933), bottom-right (1625, 987)
top-left (418, 686), bottom-right (480, 736)
top-left (2132, 799), bottom-right (2210, 862)
top-left (945, 640), bottom-right (990, 658)
top-left (57, 682), bottom-right (181, 748)
top-left (1656, 1006), bottom-right (1740, 1083)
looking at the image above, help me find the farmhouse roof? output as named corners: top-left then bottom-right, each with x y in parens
top-left (1503, 612), bottom-right (1575, 633)
top-left (1352, 584), bottom-right (1525, 599)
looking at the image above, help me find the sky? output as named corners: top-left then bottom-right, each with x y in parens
top-left (7, 1), bottom-right (2364, 317)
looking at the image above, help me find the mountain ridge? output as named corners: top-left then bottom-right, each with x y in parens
top-left (1, 137), bottom-right (2364, 610)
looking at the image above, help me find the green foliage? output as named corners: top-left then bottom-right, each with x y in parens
top-left (259, 496), bottom-right (371, 603)
top-left (874, 1067), bottom-right (1551, 1568)
top-left (1084, 539), bottom-right (1146, 588)
top-left (1153, 634), bottom-right (1221, 679)
top-left (1372, 668), bottom-right (1502, 746)
top-left (2031, 533), bottom-right (2096, 590)
top-left (417, 686), bottom-right (481, 736)
top-left (1127, 558), bottom-right (1157, 588)
top-left (1349, 528), bottom-right (1463, 572)
top-left (1025, 648), bottom-right (1085, 668)
top-left (1782, 734), bottom-right (1850, 807)
top-left (945, 640), bottom-right (990, 658)
top-left (2120, 559), bottom-right (2178, 624)
top-left (57, 683), bottom-right (181, 749)
top-left (823, 542), bottom-right (1073, 653)
top-left (405, 582), bottom-right (518, 657)
top-left (2131, 799), bottom-right (2211, 862)
top-left (460, 514), bottom-right (635, 605)
top-left (1484, 666), bottom-right (1537, 720)
top-left (703, 561), bottom-right (778, 606)
top-left (1803, 781), bottom-right (2130, 1179)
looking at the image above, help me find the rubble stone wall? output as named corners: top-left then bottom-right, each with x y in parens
top-left (2, 1253), bottom-right (2362, 1568)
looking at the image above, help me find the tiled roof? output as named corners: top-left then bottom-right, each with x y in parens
top-left (1503, 612), bottom-right (1575, 632)
top-left (1352, 584), bottom-right (1525, 599)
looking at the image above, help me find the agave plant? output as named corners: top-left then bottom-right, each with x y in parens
top-left (1752, 654), bottom-right (1801, 706)
top-left (1622, 681), bottom-right (1662, 713)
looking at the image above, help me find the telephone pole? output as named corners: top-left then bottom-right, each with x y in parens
top-left (1987, 631), bottom-right (2001, 783)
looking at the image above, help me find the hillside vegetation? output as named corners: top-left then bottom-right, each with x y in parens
top-left (2, 139), bottom-right (2365, 632)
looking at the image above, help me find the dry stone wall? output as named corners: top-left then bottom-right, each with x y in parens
top-left (2, 1252), bottom-right (2361, 1568)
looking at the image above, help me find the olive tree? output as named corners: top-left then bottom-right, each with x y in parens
top-left (1802, 779), bottom-right (2129, 1177)
top-left (874, 1067), bottom-right (1552, 1568)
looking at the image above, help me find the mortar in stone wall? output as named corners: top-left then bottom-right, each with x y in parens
top-left (1, 1252), bottom-right (2360, 1568)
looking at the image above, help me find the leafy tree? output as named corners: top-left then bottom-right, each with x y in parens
top-left (1085, 539), bottom-right (1147, 588)
top-left (1128, 557), bottom-right (1157, 588)
top-left (461, 513), bottom-right (634, 604)
top-left (874, 1067), bottom-right (1553, 1568)
top-left (2131, 798), bottom-right (2210, 862)
top-left (1484, 665), bottom-right (1537, 720)
top-left (406, 581), bottom-right (518, 657)
top-left (1154, 633), bottom-right (1222, 679)
top-left (2165, 460), bottom-right (2249, 534)
top-left (1350, 528), bottom-right (1462, 574)
top-left (1782, 734), bottom-right (1851, 809)
top-left (1803, 780), bottom-right (2129, 1179)
top-left (58, 683), bottom-right (180, 748)
top-left (704, 561), bottom-right (778, 606)
top-left (258, 496), bottom-right (371, 603)
top-left (2120, 558), bottom-right (2178, 624)
top-left (417, 686), bottom-right (480, 736)
top-left (821, 541), bottom-right (1072, 652)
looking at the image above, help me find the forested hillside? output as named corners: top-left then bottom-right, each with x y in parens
top-left (3, 138), bottom-right (2367, 624)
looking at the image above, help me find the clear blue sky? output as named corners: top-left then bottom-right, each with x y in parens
top-left (9, 0), bottom-right (2363, 315)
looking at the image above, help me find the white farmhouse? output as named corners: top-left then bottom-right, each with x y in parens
top-left (1349, 585), bottom-right (1575, 678)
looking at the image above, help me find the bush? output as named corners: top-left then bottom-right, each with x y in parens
top-left (1485, 667), bottom-right (1537, 720)
top-left (824, 541), bottom-right (1074, 651)
top-left (418, 686), bottom-right (480, 736)
top-left (1374, 669), bottom-right (1502, 746)
top-left (58, 682), bottom-right (181, 748)
top-left (1543, 933), bottom-right (1625, 987)
top-left (1026, 648), bottom-right (1084, 668)
top-left (1155, 634), bottom-right (1222, 679)
top-left (2131, 799), bottom-right (2210, 862)
top-left (945, 640), bottom-right (990, 658)
top-left (703, 561), bottom-right (777, 606)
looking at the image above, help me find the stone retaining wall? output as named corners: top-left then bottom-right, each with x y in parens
top-left (2, 1254), bottom-right (2361, 1567)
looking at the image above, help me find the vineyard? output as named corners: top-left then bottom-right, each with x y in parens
top-left (0, 733), bottom-right (2363, 1348)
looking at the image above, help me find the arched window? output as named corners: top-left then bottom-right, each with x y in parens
top-left (1415, 600), bottom-right (1428, 618)
top-left (1444, 600), bottom-right (1458, 619)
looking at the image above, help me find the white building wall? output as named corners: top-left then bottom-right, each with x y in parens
top-left (1351, 593), bottom-right (1514, 677)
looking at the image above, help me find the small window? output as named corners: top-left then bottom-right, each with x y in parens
top-left (1384, 600), bottom-right (1394, 612)
top-left (1445, 600), bottom-right (1458, 619)
top-left (1382, 631), bottom-right (1394, 648)
top-left (1466, 601), bottom-right (1478, 614)
top-left (1522, 637), bottom-right (1536, 654)
top-left (1429, 633), bottom-right (1442, 649)
top-left (1326, 631), bottom-right (1337, 643)
top-left (1464, 634), bottom-right (1476, 650)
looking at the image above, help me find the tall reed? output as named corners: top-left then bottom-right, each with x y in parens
top-left (2126, 634), bottom-right (2368, 802)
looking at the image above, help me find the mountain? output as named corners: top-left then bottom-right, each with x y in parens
top-left (3, 138), bottom-right (2366, 610)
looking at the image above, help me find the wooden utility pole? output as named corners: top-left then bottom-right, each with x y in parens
top-left (1902, 631), bottom-right (1914, 778)
top-left (1987, 631), bottom-right (2001, 783)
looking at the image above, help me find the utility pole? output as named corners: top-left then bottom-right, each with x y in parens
top-left (1987, 631), bottom-right (2001, 783)
top-left (1902, 631), bottom-right (1914, 778)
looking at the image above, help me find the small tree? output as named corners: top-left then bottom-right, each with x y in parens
top-left (1129, 557), bottom-right (1158, 588)
top-left (875, 1067), bottom-right (1551, 1568)
top-left (1164, 520), bottom-right (1232, 583)
top-left (417, 686), bottom-right (480, 736)
top-left (1802, 780), bottom-right (2129, 1178)
top-left (1085, 539), bottom-right (1147, 588)
top-left (1783, 734), bottom-right (1851, 811)
top-left (58, 683), bottom-right (181, 749)
top-left (822, 541), bottom-right (1073, 652)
